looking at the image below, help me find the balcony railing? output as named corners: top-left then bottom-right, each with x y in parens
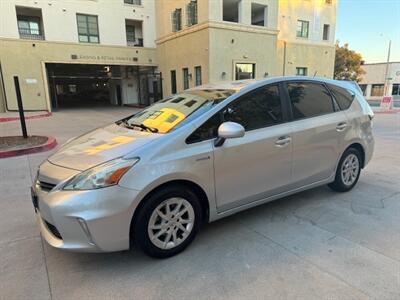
top-left (127, 38), bottom-right (143, 47)
top-left (124, 0), bottom-right (141, 5)
top-left (18, 28), bottom-right (45, 40)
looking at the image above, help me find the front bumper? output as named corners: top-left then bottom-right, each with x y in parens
top-left (32, 165), bottom-right (141, 252)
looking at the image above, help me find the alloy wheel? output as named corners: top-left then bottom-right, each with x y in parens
top-left (341, 153), bottom-right (359, 186)
top-left (148, 197), bottom-right (195, 250)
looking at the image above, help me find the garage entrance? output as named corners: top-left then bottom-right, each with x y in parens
top-left (46, 63), bottom-right (162, 110)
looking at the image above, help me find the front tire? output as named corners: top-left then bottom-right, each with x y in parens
top-left (133, 185), bottom-right (202, 258)
top-left (328, 147), bottom-right (362, 192)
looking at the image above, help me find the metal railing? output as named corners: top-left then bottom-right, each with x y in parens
top-left (18, 28), bottom-right (45, 40)
top-left (124, 0), bottom-right (141, 5)
top-left (127, 38), bottom-right (143, 47)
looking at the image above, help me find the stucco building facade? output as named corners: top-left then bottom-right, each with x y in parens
top-left (0, 0), bottom-right (337, 112)
top-left (0, 0), bottom-right (159, 112)
top-left (358, 62), bottom-right (400, 105)
top-left (156, 0), bottom-right (336, 96)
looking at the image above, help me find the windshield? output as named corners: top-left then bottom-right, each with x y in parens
top-left (118, 89), bottom-right (236, 134)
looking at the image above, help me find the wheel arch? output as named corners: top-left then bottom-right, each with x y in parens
top-left (346, 142), bottom-right (365, 168)
top-left (129, 179), bottom-right (210, 248)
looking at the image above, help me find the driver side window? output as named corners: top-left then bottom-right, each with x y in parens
top-left (186, 84), bottom-right (283, 144)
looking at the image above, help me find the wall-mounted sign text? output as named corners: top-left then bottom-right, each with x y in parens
top-left (71, 54), bottom-right (138, 62)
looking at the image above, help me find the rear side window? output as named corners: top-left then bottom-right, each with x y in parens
top-left (222, 84), bottom-right (283, 131)
top-left (327, 84), bottom-right (355, 110)
top-left (287, 82), bottom-right (335, 120)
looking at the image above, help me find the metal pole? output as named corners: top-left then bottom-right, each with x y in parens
top-left (13, 76), bottom-right (28, 138)
top-left (383, 40), bottom-right (391, 96)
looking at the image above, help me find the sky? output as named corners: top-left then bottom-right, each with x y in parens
top-left (335, 0), bottom-right (400, 63)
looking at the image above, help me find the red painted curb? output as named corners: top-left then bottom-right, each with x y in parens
top-left (374, 109), bottom-right (400, 114)
top-left (0, 136), bottom-right (57, 159)
top-left (0, 112), bottom-right (52, 123)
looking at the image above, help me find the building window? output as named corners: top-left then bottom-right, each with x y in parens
top-left (17, 15), bottom-right (44, 40)
top-left (125, 20), bottom-right (143, 46)
top-left (296, 67), bottom-right (308, 76)
top-left (126, 25), bottom-right (135, 43)
top-left (235, 63), bottom-right (255, 80)
top-left (77, 14), bottom-right (99, 43)
top-left (323, 24), bottom-right (330, 40)
top-left (296, 20), bottom-right (309, 38)
top-left (251, 3), bottom-right (267, 27)
top-left (359, 84), bottom-right (367, 96)
top-left (183, 68), bottom-right (189, 90)
top-left (187, 0), bottom-right (198, 26)
top-left (171, 70), bottom-right (177, 94)
top-left (172, 8), bottom-right (182, 32)
top-left (195, 66), bottom-right (202, 86)
top-left (371, 84), bottom-right (384, 97)
top-left (124, 0), bottom-right (141, 5)
top-left (223, 0), bottom-right (239, 23)
top-left (392, 84), bottom-right (400, 96)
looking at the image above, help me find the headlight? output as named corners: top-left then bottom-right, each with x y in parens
top-left (62, 157), bottom-right (139, 190)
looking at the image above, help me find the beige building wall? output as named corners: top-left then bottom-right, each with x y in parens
top-left (0, 38), bottom-right (157, 111)
top-left (277, 0), bottom-right (336, 77)
top-left (156, 0), bottom-right (336, 98)
top-left (0, 0), bottom-right (157, 111)
top-left (157, 27), bottom-right (209, 95)
top-left (208, 23), bottom-right (279, 82)
top-left (0, 38), bottom-right (157, 110)
top-left (359, 62), bottom-right (400, 100)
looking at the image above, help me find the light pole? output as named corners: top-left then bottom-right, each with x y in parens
top-left (381, 34), bottom-right (392, 96)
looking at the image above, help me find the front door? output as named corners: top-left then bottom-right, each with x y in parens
top-left (285, 81), bottom-right (348, 187)
top-left (213, 84), bottom-right (293, 212)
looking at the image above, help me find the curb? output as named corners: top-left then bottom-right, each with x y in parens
top-left (0, 136), bottom-right (57, 159)
top-left (0, 112), bottom-right (52, 123)
top-left (373, 109), bottom-right (400, 114)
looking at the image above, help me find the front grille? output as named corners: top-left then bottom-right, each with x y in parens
top-left (44, 220), bottom-right (62, 239)
top-left (38, 181), bottom-right (56, 192)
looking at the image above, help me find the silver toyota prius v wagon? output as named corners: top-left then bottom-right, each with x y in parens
top-left (32, 77), bottom-right (374, 258)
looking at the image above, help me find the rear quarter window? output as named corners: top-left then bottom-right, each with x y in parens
top-left (327, 84), bottom-right (355, 110)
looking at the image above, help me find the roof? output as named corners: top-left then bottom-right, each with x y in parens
top-left (190, 76), bottom-right (361, 93)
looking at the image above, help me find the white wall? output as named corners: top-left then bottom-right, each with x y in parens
top-left (0, 0), bottom-right (156, 48)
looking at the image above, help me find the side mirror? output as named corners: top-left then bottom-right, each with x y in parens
top-left (215, 122), bottom-right (245, 147)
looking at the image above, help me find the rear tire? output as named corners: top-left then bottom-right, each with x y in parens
top-left (133, 184), bottom-right (202, 258)
top-left (328, 147), bottom-right (362, 192)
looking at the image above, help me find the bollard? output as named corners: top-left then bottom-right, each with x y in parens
top-left (13, 76), bottom-right (28, 138)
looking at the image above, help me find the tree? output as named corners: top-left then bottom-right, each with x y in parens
top-left (334, 43), bottom-right (365, 82)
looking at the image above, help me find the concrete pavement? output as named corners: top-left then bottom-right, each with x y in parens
top-left (0, 107), bottom-right (399, 300)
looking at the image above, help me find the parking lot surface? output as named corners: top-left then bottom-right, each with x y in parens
top-left (0, 107), bottom-right (399, 300)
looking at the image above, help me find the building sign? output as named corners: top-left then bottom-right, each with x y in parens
top-left (380, 96), bottom-right (393, 110)
top-left (71, 54), bottom-right (139, 63)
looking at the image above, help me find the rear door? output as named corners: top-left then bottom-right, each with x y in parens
top-left (284, 81), bottom-right (348, 188)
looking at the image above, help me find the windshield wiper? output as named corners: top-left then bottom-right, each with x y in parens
top-left (120, 120), bottom-right (158, 133)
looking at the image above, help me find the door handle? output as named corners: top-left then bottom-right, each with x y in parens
top-left (336, 122), bottom-right (347, 132)
top-left (275, 136), bottom-right (291, 147)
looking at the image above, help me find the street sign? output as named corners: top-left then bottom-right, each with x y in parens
top-left (380, 96), bottom-right (394, 110)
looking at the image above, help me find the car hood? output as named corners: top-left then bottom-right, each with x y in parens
top-left (48, 123), bottom-right (160, 171)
